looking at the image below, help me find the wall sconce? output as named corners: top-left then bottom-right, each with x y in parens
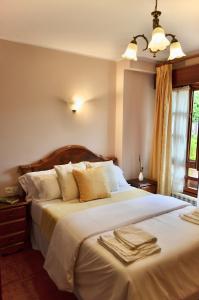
top-left (70, 96), bottom-right (84, 113)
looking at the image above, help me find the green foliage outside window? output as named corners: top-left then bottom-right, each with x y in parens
top-left (193, 91), bottom-right (199, 122)
top-left (190, 91), bottom-right (199, 161)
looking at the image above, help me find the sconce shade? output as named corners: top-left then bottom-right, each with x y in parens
top-left (71, 97), bottom-right (83, 113)
top-left (122, 42), bottom-right (138, 60)
top-left (148, 27), bottom-right (170, 52)
top-left (168, 41), bottom-right (186, 60)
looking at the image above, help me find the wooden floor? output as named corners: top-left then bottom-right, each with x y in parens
top-left (1, 249), bottom-right (77, 300)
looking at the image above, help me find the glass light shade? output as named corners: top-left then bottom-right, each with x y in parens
top-left (148, 27), bottom-right (170, 52)
top-left (71, 96), bottom-right (83, 113)
top-left (122, 42), bottom-right (138, 60)
top-left (168, 41), bottom-right (186, 60)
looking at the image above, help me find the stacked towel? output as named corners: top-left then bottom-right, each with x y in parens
top-left (98, 225), bottom-right (161, 264)
top-left (180, 208), bottom-right (199, 225)
top-left (114, 225), bottom-right (157, 248)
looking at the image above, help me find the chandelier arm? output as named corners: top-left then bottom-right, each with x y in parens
top-left (165, 33), bottom-right (178, 42)
top-left (133, 34), bottom-right (149, 51)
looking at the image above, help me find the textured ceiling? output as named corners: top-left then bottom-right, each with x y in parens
top-left (0, 0), bottom-right (198, 61)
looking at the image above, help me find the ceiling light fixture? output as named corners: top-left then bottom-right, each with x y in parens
top-left (122, 0), bottom-right (186, 61)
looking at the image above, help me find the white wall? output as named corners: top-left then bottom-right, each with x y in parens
top-left (0, 38), bottom-right (156, 195)
top-left (115, 60), bottom-right (155, 179)
top-left (0, 39), bottom-right (116, 195)
top-left (122, 70), bottom-right (155, 179)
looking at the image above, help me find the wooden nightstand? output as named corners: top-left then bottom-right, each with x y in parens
top-left (0, 197), bottom-right (29, 255)
top-left (127, 178), bottom-right (157, 194)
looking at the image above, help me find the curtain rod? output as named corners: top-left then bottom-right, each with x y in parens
top-left (156, 53), bottom-right (199, 67)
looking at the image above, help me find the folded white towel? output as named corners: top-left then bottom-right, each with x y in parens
top-left (180, 212), bottom-right (199, 225)
top-left (114, 224), bottom-right (157, 249)
top-left (98, 233), bottom-right (161, 264)
top-left (192, 209), bottom-right (199, 217)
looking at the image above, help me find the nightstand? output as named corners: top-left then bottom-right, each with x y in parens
top-left (0, 197), bottom-right (29, 255)
top-left (127, 178), bottom-right (157, 194)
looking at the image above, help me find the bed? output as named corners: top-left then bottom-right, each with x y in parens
top-left (18, 145), bottom-right (199, 300)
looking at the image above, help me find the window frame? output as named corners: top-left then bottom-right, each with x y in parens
top-left (183, 86), bottom-right (199, 197)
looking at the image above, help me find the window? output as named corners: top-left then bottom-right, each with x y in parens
top-left (184, 88), bottom-right (199, 197)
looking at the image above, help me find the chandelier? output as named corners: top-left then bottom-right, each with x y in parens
top-left (122, 0), bottom-right (186, 61)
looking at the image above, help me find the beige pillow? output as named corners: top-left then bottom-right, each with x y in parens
top-left (73, 167), bottom-right (111, 202)
top-left (55, 162), bottom-right (86, 201)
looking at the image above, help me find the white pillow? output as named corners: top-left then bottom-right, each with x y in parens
top-left (18, 169), bottom-right (61, 201)
top-left (86, 160), bottom-right (113, 168)
top-left (101, 165), bottom-right (119, 192)
top-left (86, 161), bottom-right (128, 189)
top-left (30, 173), bottom-right (61, 200)
top-left (113, 165), bottom-right (129, 187)
top-left (18, 175), bottom-right (29, 195)
top-left (55, 162), bottom-right (86, 201)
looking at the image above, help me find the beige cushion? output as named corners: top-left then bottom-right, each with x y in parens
top-left (73, 167), bottom-right (111, 202)
top-left (55, 162), bottom-right (86, 201)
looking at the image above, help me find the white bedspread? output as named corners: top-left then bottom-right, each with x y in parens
top-left (43, 194), bottom-right (199, 300)
top-left (31, 186), bottom-right (135, 225)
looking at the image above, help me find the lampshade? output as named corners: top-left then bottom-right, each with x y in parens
top-left (122, 42), bottom-right (138, 60)
top-left (71, 96), bottom-right (84, 113)
top-left (168, 41), bottom-right (186, 60)
top-left (148, 27), bottom-right (170, 52)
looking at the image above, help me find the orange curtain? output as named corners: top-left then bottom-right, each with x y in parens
top-left (150, 64), bottom-right (172, 195)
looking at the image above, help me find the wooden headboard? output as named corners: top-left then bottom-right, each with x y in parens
top-left (18, 145), bottom-right (117, 175)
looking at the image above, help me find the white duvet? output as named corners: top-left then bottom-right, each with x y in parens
top-left (43, 193), bottom-right (199, 300)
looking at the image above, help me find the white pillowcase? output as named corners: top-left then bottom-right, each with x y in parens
top-left (113, 165), bottom-right (129, 187)
top-left (18, 169), bottom-right (61, 201)
top-left (30, 173), bottom-right (61, 200)
top-left (86, 160), bottom-right (113, 168)
top-left (86, 161), bottom-right (128, 191)
top-left (55, 162), bottom-right (86, 201)
top-left (100, 165), bottom-right (119, 192)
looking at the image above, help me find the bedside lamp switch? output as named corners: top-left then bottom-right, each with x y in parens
top-left (4, 186), bottom-right (19, 196)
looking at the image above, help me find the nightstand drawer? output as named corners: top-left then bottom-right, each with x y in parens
top-left (141, 185), bottom-right (157, 193)
top-left (0, 231), bottom-right (26, 247)
top-left (0, 218), bottom-right (26, 235)
top-left (0, 206), bottom-right (26, 223)
top-left (0, 242), bottom-right (25, 255)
